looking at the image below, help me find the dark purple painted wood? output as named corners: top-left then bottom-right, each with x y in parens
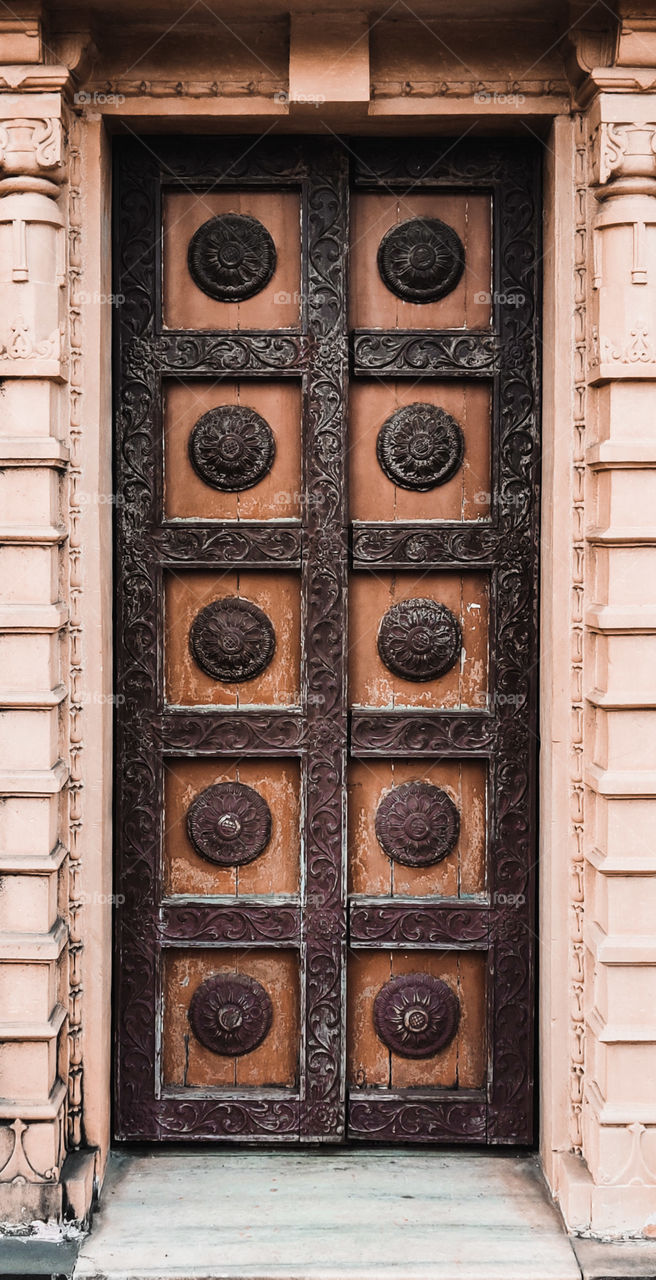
top-left (114, 135), bottom-right (541, 1147)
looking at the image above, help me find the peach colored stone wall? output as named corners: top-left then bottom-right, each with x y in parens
top-left (1, 0), bottom-right (656, 1240)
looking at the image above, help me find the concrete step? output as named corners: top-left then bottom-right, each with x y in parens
top-left (73, 1150), bottom-right (581, 1280)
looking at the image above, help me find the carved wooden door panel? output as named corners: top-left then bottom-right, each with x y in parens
top-left (114, 137), bottom-right (540, 1144)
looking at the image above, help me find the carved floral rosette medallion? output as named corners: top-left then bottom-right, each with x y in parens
top-left (373, 973), bottom-right (460, 1059)
top-left (375, 780), bottom-right (460, 867)
top-left (189, 406), bottom-right (276, 492)
top-left (186, 781), bottom-right (272, 867)
top-left (377, 217), bottom-right (465, 303)
top-left (377, 598), bottom-right (461, 682)
top-left (376, 402), bottom-right (465, 491)
top-left (189, 597), bottom-right (276, 682)
top-left (187, 213), bottom-right (276, 301)
top-left (189, 973), bottom-right (273, 1057)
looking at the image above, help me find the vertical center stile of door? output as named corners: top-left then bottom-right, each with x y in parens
top-left (300, 149), bottom-right (350, 1140)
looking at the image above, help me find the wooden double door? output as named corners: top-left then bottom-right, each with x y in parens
top-left (113, 136), bottom-right (540, 1144)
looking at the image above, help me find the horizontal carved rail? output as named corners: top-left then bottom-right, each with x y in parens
top-left (350, 711), bottom-right (497, 756)
top-left (349, 898), bottom-right (489, 947)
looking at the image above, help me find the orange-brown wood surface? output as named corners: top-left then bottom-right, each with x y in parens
top-left (349, 380), bottom-right (491, 523)
top-left (163, 948), bottom-right (299, 1089)
top-left (164, 380), bottom-right (302, 521)
top-left (163, 190), bottom-right (301, 330)
top-left (350, 193), bottom-right (491, 330)
top-left (348, 759), bottom-right (487, 898)
top-left (349, 571), bottom-right (489, 709)
top-left (164, 570), bottom-right (301, 707)
top-left (164, 758), bottom-right (301, 898)
top-left (347, 949), bottom-right (486, 1090)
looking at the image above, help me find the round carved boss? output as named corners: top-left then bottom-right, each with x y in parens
top-left (376, 403), bottom-right (464, 492)
top-left (189, 973), bottom-right (273, 1057)
top-left (377, 598), bottom-right (461, 682)
top-left (377, 217), bottom-right (465, 303)
top-left (373, 973), bottom-right (460, 1059)
top-left (375, 781), bottom-right (460, 868)
top-left (189, 597), bottom-right (276, 683)
top-left (189, 406), bottom-right (276, 492)
top-left (187, 213), bottom-right (276, 302)
top-left (186, 781), bottom-right (272, 867)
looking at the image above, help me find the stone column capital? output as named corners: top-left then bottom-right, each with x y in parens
top-left (0, 114), bottom-right (65, 196)
top-left (593, 120), bottom-right (656, 197)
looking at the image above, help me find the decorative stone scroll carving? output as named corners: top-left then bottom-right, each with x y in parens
top-left (373, 973), bottom-right (460, 1058)
top-left (595, 122), bottom-right (656, 191)
top-left (0, 117), bottom-right (64, 193)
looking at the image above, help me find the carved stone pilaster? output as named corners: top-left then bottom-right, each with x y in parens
top-left (589, 118), bottom-right (656, 382)
top-left (576, 91), bottom-right (656, 1225)
top-left (0, 112), bottom-right (66, 379)
top-left (0, 85), bottom-right (73, 1225)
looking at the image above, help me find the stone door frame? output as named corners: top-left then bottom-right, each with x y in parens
top-left (2, 4), bottom-right (656, 1233)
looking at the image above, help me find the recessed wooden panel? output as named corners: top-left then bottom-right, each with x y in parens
top-left (349, 571), bottom-right (488, 709)
top-left (350, 193), bottom-right (491, 330)
top-left (348, 759), bottom-right (486, 898)
top-left (347, 949), bottom-right (486, 1089)
top-left (164, 380), bottom-right (302, 521)
top-left (349, 381), bottom-right (490, 523)
top-left (163, 190), bottom-right (301, 330)
top-left (163, 948), bottom-right (299, 1088)
top-left (164, 758), bottom-right (300, 898)
top-left (164, 570), bottom-right (301, 707)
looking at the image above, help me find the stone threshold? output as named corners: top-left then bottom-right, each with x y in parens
top-left (73, 1149), bottom-right (580, 1280)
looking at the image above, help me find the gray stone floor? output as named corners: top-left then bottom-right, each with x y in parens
top-left (73, 1149), bottom-right (582, 1280)
top-left (572, 1237), bottom-right (656, 1278)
